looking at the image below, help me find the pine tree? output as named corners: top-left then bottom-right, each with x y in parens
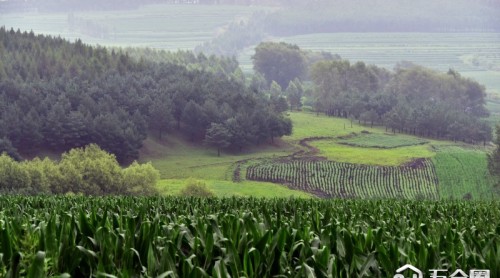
top-left (204, 123), bottom-right (231, 157)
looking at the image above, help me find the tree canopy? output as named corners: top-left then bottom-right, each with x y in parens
top-left (0, 28), bottom-right (292, 162)
top-left (0, 144), bottom-right (159, 195)
top-left (310, 60), bottom-right (491, 143)
top-left (252, 42), bottom-right (307, 88)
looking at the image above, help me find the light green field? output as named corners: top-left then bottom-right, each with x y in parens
top-left (283, 112), bottom-right (377, 140)
top-left (310, 140), bottom-right (434, 166)
top-left (139, 133), bottom-right (305, 197)
top-left (247, 159), bottom-right (439, 199)
top-left (157, 179), bottom-right (311, 198)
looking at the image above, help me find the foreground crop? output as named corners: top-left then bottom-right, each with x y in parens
top-left (0, 197), bottom-right (498, 277)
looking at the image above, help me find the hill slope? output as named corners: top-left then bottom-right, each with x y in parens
top-left (140, 112), bottom-right (498, 199)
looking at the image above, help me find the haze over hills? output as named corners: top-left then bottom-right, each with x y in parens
top-left (1, 0), bottom-right (498, 89)
top-left (2, 0), bottom-right (498, 31)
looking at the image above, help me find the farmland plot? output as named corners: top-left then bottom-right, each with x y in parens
top-left (0, 5), bottom-right (267, 50)
top-left (246, 159), bottom-right (439, 199)
top-left (432, 146), bottom-right (496, 199)
top-left (337, 133), bottom-right (429, 148)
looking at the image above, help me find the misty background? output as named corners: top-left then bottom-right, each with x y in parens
top-left (1, 0), bottom-right (499, 93)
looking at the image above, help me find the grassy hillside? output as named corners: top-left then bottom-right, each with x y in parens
top-left (139, 133), bottom-right (310, 198)
top-left (140, 112), bottom-right (497, 199)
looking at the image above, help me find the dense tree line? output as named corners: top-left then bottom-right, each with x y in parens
top-left (0, 144), bottom-right (159, 195)
top-left (0, 28), bottom-right (291, 162)
top-left (309, 60), bottom-right (491, 143)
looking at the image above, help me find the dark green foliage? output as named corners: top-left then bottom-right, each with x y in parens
top-left (0, 137), bottom-right (21, 161)
top-left (252, 42), bottom-right (307, 88)
top-left (203, 123), bottom-right (232, 156)
top-left (310, 60), bottom-right (491, 143)
top-left (0, 28), bottom-right (291, 162)
top-left (0, 197), bottom-right (498, 276)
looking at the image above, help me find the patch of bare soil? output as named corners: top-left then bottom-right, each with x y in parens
top-left (403, 158), bottom-right (427, 169)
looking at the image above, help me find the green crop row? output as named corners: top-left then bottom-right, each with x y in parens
top-left (432, 146), bottom-right (495, 199)
top-left (0, 197), bottom-right (499, 277)
top-left (247, 159), bottom-right (438, 199)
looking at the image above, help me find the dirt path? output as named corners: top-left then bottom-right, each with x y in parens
top-left (231, 137), bottom-right (334, 182)
top-left (293, 136), bottom-right (332, 159)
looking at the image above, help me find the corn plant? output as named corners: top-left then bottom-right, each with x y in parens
top-left (0, 196), bottom-right (498, 277)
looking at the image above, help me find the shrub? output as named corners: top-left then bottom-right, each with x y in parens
top-left (0, 154), bottom-right (30, 193)
top-left (180, 179), bottom-right (214, 197)
top-left (0, 144), bottom-right (160, 195)
top-left (122, 161), bottom-right (159, 195)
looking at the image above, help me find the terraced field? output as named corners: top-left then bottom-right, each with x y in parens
top-left (0, 5), bottom-right (267, 50)
top-left (278, 33), bottom-right (500, 72)
top-left (247, 159), bottom-right (439, 199)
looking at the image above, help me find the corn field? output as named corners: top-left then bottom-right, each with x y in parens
top-left (0, 196), bottom-right (498, 277)
top-left (247, 160), bottom-right (439, 199)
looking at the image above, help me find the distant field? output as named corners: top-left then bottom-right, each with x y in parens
top-left (278, 33), bottom-right (500, 71)
top-left (0, 5), bottom-right (267, 50)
